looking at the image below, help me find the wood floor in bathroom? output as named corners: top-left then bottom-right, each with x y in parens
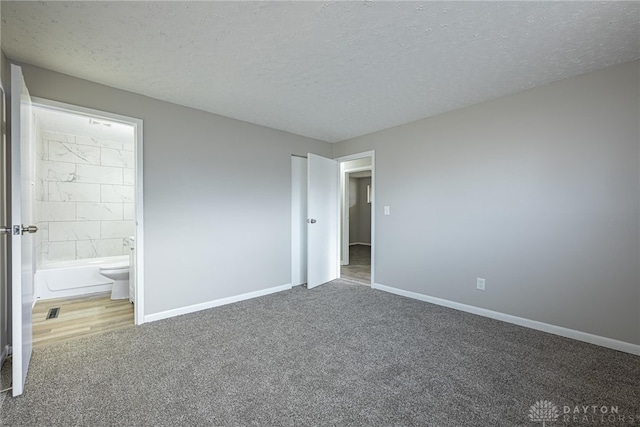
top-left (32, 293), bottom-right (134, 348)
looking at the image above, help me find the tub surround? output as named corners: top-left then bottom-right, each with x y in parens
top-left (35, 128), bottom-right (135, 266)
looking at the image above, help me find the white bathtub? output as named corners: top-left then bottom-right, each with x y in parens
top-left (35, 255), bottom-right (129, 300)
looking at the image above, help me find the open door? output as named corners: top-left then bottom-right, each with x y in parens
top-left (10, 64), bottom-right (37, 396)
top-left (306, 153), bottom-right (339, 289)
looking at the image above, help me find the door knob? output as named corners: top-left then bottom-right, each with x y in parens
top-left (21, 225), bottom-right (38, 235)
top-left (307, 219), bottom-right (317, 224)
top-left (0, 226), bottom-right (10, 234)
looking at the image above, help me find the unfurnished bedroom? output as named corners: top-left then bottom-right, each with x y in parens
top-left (0, 1), bottom-right (638, 426)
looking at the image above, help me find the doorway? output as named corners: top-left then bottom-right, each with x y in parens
top-left (338, 153), bottom-right (374, 286)
top-left (290, 151), bottom-right (375, 289)
top-left (2, 65), bottom-right (145, 396)
top-left (341, 169), bottom-right (372, 284)
top-left (28, 99), bottom-right (145, 345)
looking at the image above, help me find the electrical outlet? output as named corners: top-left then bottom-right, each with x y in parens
top-left (476, 278), bottom-right (486, 291)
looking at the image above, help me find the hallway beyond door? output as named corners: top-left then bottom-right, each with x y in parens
top-left (341, 244), bottom-right (370, 285)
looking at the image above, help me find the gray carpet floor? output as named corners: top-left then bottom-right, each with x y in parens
top-left (1, 281), bottom-right (639, 426)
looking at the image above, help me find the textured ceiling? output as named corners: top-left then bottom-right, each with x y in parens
top-left (2, 1), bottom-right (639, 143)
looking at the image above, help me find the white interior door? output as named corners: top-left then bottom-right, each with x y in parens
top-left (10, 64), bottom-right (36, 397)
top-left (306, 153), bottom-right (339, 289)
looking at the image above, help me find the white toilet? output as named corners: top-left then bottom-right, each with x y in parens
top-left (100, 237), bottom-right (135, 300)
top-left (100, 260), bottom-right (130, 300)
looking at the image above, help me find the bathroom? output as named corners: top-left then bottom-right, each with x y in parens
top-left (30, 102), bottom-right (141, 344)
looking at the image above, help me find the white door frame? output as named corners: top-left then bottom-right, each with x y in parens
top-left (0, 79), bottom-right (9, 368)
top-left (335, 151), bottom-right (375, 287)
top-left (290, 155), bottom-right (307, 286)
top-left (31, 98), bottom-right (146, 325)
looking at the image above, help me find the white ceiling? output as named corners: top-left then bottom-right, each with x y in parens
top-left (2, 1), bottom-right (639, 143)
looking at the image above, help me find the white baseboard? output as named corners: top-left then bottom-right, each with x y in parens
top-left (144, 283), bottom-right (293, 323)
top-left (373, 283), bottom-right (640, 356)
top-left (349, 242), bottom-right (371, 246)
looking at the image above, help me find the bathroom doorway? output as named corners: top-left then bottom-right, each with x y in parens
top-left (28, 99), bottom-right (144, 346)
top-left (338, 152), bottom-right (374, 286)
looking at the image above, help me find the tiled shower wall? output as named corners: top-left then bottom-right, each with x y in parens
top-left (35, 128), bottom-right (135, 266)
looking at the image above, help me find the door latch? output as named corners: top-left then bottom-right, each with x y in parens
top-left (21, 225), bottom-right (38, 235)
top-left (1, 225), bottom-right (38, 235)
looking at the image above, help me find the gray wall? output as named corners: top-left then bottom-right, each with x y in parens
top-left (356, 177), bottom-right (371, 244)
top-left (333, 60), bottom-right (640, 345)
top-left (348, 176), bottom-right (371, 245)
top-left (16, 63), bottom-right (332, 316)
top-left (348, 177), bottom-right (358, 244)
